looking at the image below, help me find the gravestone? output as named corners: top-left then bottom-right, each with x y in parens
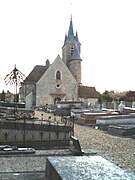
top-left (118, 101), bottom-right (125, 114)
top-left (45, 156), bottom-right (135, 180)
top-left (108, 125), bottom-right (135, 136)
top-left (69, 136), bottom-right (84, 155)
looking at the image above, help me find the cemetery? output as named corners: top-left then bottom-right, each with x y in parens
top-left (0, 68), bottom-right (135, 179)
top-left (0, 107), bottom-right (134, 179)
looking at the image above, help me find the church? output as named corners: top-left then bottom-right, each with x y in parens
top-left (19, 17), bottom-right (98, 109)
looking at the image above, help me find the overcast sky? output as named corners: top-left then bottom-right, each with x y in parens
top-left (0, 0), bottom-right (135, 93)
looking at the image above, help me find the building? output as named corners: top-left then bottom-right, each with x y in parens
top-left (19, 17), bottom-right (98, 109)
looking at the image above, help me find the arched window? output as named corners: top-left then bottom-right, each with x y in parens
top-left (56, 70), bottom-right (61, 80)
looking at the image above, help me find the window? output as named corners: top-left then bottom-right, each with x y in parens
top-left (71, 47), bottom-right (74, 55)
top-left (56, 70), bottom-right (61, 80)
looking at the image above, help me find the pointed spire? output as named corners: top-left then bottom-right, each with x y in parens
top-left (75, 31), bottom-right (79, 42)
top-left (70, 44), bottom-right (81, 60)
top-left (68, 15), bottom-right (74, 37)
top-left (64, 33), bottom-right (67, 44)
top-left (63, 16), bottom-right (81, 47)
top-left (67, 15), bottom-right (75, 42)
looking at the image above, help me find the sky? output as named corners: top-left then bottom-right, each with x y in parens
top-left (0, 0), bottom-right (135, 94)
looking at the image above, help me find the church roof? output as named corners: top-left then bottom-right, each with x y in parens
top-left (24, 65), bottom-right (48, 83)
top-left (64, 34), bottom-right (67, 44)
top-left (70, 44), bottom-right (81, 60)
top-left (68, 16), bottom-right (74, 37)
top-left (78, 86), bottom-right (98, 98)
top-left (75, 31), bottom-right (79, 43)
top-left (64, 17), bottom-right (80, 45)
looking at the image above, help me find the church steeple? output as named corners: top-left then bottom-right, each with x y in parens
top-left (75, 31), bottom-right (79, 43)
top-left (63, 15), bottom-right (81, 45)
top-left (70, 44), bottom-right (81, 60)
top-left (61, 17), bottom-right (82, 84)
top-left (64, 33), bottom-right (67, 44)
top-left (68, 16), bottom-right (74, 37)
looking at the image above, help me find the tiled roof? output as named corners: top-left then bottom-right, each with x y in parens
top-left (78, 86), bottom-right (98, 98)
top-left (70, 44), bottom-right (81, 60)
top-left (24, 65), bottom-right (48, 83)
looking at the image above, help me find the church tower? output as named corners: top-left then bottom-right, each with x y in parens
top-left (62, 17), bottom-right (82, 84)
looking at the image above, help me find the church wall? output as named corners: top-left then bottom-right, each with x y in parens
top-left (36, 56), bottom-right (79, 106)
top-left (26, 91), bottom-right (33, 109)
top-left (62, 44), bottom-right (72, 65)
top-left (69, 60), bottom-right (81, 84)
top-left (26, 84), bottom-right (35, 95)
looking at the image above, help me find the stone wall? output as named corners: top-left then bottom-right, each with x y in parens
top-left (0, 120), bottom-right (72, 149)
top-left (36, 56), bottom-right (78, 106)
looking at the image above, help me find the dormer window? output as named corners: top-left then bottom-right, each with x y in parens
top-left (56, 70), bottom-right (61, 80)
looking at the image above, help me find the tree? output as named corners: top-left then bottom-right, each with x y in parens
top-left (110, 92), bottom-right (126, 102)
top-left (97, 91), bottom-right (103, 109)
top-left (97, 91), bottom-right (102, 103)
top-left (125, 91), bottom-right (135, 102)
top-left (102, 90), bottom-right (112, 102)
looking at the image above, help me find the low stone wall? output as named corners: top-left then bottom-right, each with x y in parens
top-left (0, 119), bottom-right (73, 149)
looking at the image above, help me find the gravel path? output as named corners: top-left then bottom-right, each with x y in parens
top-left (74, 123), bottom-right (135, 170)
top-left (35, 110), bottom-right (135, 170)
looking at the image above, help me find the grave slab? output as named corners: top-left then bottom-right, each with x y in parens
top-left (45, 156), bottom-right (135, 180)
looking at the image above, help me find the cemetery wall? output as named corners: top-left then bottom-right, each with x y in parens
top-left (0, 120), bottom-right (72, 148)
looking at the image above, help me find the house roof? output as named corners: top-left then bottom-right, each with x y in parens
top-left (78, 86), bottom-right (98, 98)
top-left (24, 65), bottom-right (48, 83)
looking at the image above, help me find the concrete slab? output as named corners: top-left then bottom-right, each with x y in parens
top-left (0, 172), bottom-right (45, 180)
top-left (45, 156), bottom-right (135, 180)
top-left (108, 125), bottom-right (135, 136)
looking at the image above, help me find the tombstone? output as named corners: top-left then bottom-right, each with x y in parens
top-left (118, 101), bottom-right (125, 113)
top-left (69, 136), bottom-right (84, 155)
top-left (45, 156), bottom-right (135, 180)
top-left (132, 101), bottom-right (135, 108)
